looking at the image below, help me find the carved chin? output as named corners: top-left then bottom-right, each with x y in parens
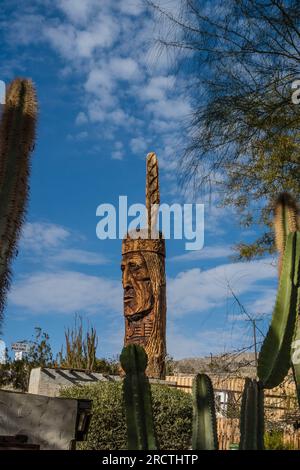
top-left (124, 301), bottom-right (153, 319)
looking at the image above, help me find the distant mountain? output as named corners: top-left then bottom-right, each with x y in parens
top-left (169, 352), bottom-right (257, 377)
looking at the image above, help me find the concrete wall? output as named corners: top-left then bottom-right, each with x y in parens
top-left (29, 367), bottom-right (176, 398)
top-left (0, 389), bottom-right (85, 450)
top-left (29, 367), bottom-right (121, 397)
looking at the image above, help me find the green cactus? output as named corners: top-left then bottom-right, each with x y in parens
top-left (257, 231), bottom-right (300, 388)
top-left (273, 193), bottom-right (299, 277)
top-left (239, 378), bottom-right (264, 450)
top-left (120, 344), bottom-right (157, 450)
top-left (0, 78), bottom-right (37, 328)
top-left (192, 373), bottom-right (218, 450)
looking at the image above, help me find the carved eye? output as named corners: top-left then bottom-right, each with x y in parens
top-left (121, 265), bottom-right (125, 272)
top-left (129, 263), bottom-right (140, 271)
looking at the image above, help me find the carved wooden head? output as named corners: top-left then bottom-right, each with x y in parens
top-left (121, 251), bottom-right (154, 320)
top-left (120, 153), bottom-right (167, 378)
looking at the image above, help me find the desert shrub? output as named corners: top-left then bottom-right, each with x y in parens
top-left (264, 430), bottom-right (295, 450)
top-left (61, 381), bottom-right (192, 450)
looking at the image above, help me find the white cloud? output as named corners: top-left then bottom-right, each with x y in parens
top-left (20, 221), bottom-right (112, 269)
top-left (44, 14), bottom-right (119, 60)
top-left (9, 271), bottom-right (121, 314)
top-left (141, 76), bottom-right (175, 101)
top-left (67, 131), bottom-right (88, 141)
top-left (43, 23), bottom-right (77, 60)
top-left (111, 150), bottom-right (123, 161)
top-left (85, 69), bottom-right (113, 94)
top-left (167, 259), bottom-right (276, 317)
top-left (109, 57), bottom-right (140, 81)
top-left (49, 249), bottom-right (108, 266)
top-left (117, 0), bottom-right (145, 16)
top-left (250, 288), bottom-right (277, 315)
top-left (57, 0), bottom-right (98, 25)
top-left (115, 141), bottom-right (123, 150)
top-left (167, 324), bottom-right (248, 358)
top-left (147, 97), bottom-right (191, 120)
top-left (21, 222), bottom-right (70, 251)
top-left (75, 111), bottom-right (88, 125)
top-left (171, 245), bottom-right (234, 262)
top-left (4, 0), bottom-right (193, 182)
top-left (130, 137), bottom-right (148, 155)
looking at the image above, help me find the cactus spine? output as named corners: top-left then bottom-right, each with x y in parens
top-left (259, 193), bottom-right (300, 406)
top-left (258, 231), bottom-right (300, 388)
top-left (120, 344), bottom-right (157, 450)
top-left (0, 78), bottom-right (37, 328)
top-left (239, 378), bottom-right (264, 450)
top-left (273, 193), bottom-right (300, 407)
top-left (273, 193), bottom-right (299, 277)
top-left (192, 373), bottom-right (218, 450)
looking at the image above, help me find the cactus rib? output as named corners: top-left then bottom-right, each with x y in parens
top-left (258, 231), bottom-right (300, 388)
top-left (239, 378), bottom-right (264, 450)
top-left (192, 373), bottom-right (218, 450)
top-left (274, 193), bottom-right (299, 277)
top-left (120, 344), bottom-right (157, 450)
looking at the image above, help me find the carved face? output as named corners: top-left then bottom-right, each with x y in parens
top-left (121, 252), bottom-right (154, 319)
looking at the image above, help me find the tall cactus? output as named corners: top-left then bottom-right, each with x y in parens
top-left (120, 344), bottom-right (157, 450)
top-left (192, 373), bottom-right (218, 450)
top-left (0, 78), bottom-right (37, 328)
top-left (274, 192), bottom-right (299, 277)
top-left (273, 193), bottom-right (300, 407)
top-left (257, 231), bottom-right (300, 388)
top-left (259, 192), bottom-right (300, 405)
top-left (239, 378), bottom-right (264, 450)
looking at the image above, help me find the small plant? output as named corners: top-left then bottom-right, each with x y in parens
top-left (58, 314), bottom-right (98, 370)
top-left (264, 430), bottom-right (295, 450)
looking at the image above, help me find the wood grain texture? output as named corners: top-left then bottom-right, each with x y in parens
top-left (121, 153), bottom-right (166, 379)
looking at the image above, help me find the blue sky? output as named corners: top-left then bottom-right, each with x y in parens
top-left (0, 0), bottom-right (277, 360)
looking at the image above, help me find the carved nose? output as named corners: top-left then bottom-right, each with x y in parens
top-left (123, 266), bottom-right (131, 288)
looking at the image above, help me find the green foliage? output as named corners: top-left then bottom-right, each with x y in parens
top-left (28, 327), bottom-right (53, 367)
top-left (60, 381), bottom-right (193, 450)
top-left (258, 232), bottom-right (300, 388)
top-left (165, 354), bottom-right (175, 375)
top-left (0, 327), bottom-right (54, 391)
top-left (151, 1), bottom-right (300, 260)
top-left (93, 357), bottom-right (120, 375)
top-left (239, 378), bottom-right (264, 450)
top-left (192, 374), bottom-right (218, 450)
top-left (120, 344), bottom-right (157, 450)
top-left (264, 430), bottom-right (295, 451)
top-left (58, 314), bottom-right (98, 370)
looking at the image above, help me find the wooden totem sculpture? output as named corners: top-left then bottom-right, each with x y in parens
top-left (121, 153), bottom-right (166, 379)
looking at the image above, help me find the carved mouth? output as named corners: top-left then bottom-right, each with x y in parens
top-left (124, 288), bottom-right (135, 301)
top-left (124, 294), bottom-right (134, 302)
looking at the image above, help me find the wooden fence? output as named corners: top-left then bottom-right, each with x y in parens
top-left (165, 374), bottom-right (300, 449)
